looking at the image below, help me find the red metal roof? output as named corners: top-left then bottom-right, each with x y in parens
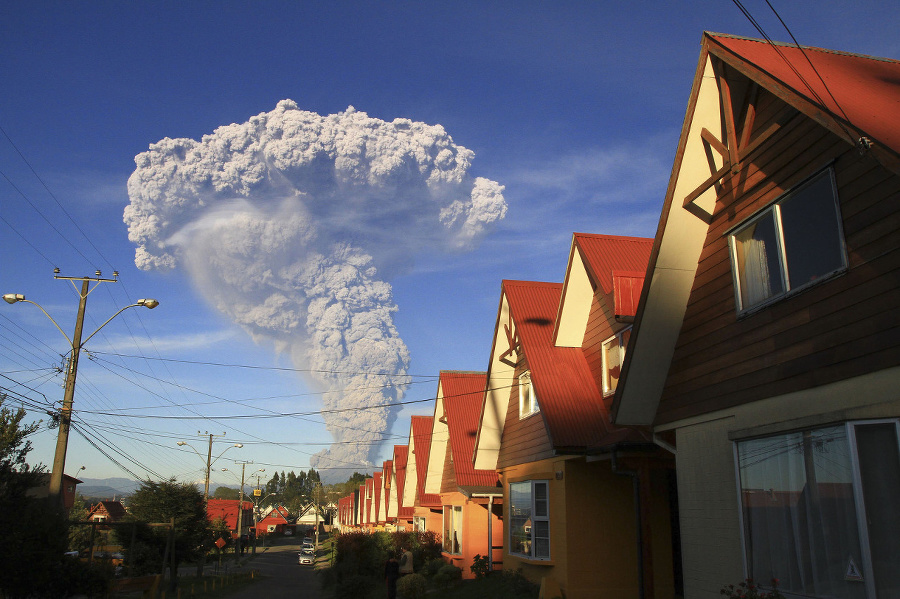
top-left (373, 472), bottom-right (383, 522)
top-left (505, 280), bottom-right (649, 449)
top-left (439, 371), bottom-right (501, 489)
top-left (206, 499), bottom-right (253, 529)
top-left (708, 33), bottom-right (900, 155)
top-left (411, 415), bottom-right (441, 507)
top-left (392, 445), bottom-right (408, 514)
top-left (574, 234), bottom-right (652, 296)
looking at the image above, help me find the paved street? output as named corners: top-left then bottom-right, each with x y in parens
top-left (217, 538), bottom-right (329, 599)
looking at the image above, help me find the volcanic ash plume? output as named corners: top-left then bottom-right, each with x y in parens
top-left (124, 100), bottom-right (507, 479)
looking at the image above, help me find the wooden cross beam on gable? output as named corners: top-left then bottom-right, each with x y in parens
top-left (498, 310), bottom-right (520, 368)
top-left (682, 59), bottom-right (794, 215)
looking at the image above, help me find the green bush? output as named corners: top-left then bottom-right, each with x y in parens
top-left (397, 573), bottom-right (427, 599)
top-left (336, 573), bottom-right (378, 599)
top-left (470, 553), bottom-right (490, 579)
top-left (434, 563), bottom-right (463, 587)
top-left (421, 557), bottom-right (445, 579)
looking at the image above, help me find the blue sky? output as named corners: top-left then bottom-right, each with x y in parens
top-left (2, 1), bottom-right (898, 488)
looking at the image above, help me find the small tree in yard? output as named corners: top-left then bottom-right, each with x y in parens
top-left (0, 394), bottom-right (106, 597)
top-left (123, 478), bottom-right (212, 583)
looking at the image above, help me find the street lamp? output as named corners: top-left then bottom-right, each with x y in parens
top-left (176, 434), bottom-right (242, 503)
top-left (3, 271), bottom-right (159, 508)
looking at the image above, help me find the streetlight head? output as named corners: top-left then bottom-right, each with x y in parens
top-left (3, 293), bottom-right (25, 304)
top-left (234, 444), bottom-right (243, 448)
top-left (137, 298), bottom-right (159, 309)
top-left (177, 441), bottom-right (187, 446)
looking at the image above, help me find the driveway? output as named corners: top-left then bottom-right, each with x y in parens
top-left (218, 537), bottom-right (329, 599)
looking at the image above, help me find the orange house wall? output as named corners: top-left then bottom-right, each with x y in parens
top-left (440, 492), bottom-right (503, 579)
top-left (501, 456), bottom-right (656, 599)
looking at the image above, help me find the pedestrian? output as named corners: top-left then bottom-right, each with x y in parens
top-left (398, 545), bottom-right (413, 576)
top-left (385, 554), bottom-right (400, 599)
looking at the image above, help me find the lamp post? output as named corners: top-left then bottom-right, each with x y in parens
top-left (176, 433), bottom-right (242, 503)
top-left (3, 271), bottom-right (159, 508)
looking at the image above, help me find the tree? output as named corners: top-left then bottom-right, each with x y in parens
top-left (124, 479), bottom-right (211, 583)
top-left (0, 393), bottom-right (106, 597)
top-left (212, 485), bottom-right (239, 500)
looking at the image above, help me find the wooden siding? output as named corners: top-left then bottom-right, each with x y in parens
top-left (656, 85), bottom-right (900, 425)
top-left (497, 363), bottom-right (553, 469)
top-left (440, 435), bottom-right (457, 495)
top-left (582, 291), bottom-right (618, 398)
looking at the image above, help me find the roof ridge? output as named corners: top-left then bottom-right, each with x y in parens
top-left (573, 232), bottom-right (654, 243)
top-left (706, 31), bottom-right (899, 64)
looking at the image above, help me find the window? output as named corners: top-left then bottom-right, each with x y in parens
top-left (413, 516), bottom-right (426, 532)
top-left (509, 480), bottom-right (550, 559)
top-left (736, 421), bottom-right (900, 599)
top-left (601, 327), bottom-right (632, 395)
top-left (729, 168), bottom-right (846, 312)
top-left (518, 371), bottom-right (539, 418)
top-left (443, 505), bottom-right (462, 554)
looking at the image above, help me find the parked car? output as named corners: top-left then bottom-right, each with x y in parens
top-left (298, 552), bottom-right (313, 565)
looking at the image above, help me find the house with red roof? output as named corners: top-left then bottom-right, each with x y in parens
top-left (423, 371), bottom-right (503, 578)
top-left (255, 504), bottom-right (291, 536)
top-left (389, 445), bottom-right (413, 530)
top-left (88, 500), bottom-right (127, 523)
top-left (206, 499), bottom-right (253, 537)
top-left (380, 460), bottom-right (393, 528)
top-left (402, 415), bottom-right (443, 533)
top-left (473, 234), bottom-right (678, 599)
top-left (372, 471), bottom-right (384, 528)
top-left (612, 32), bottom-right (900, 599)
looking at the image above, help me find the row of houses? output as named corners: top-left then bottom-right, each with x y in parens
top-left (334, 32), bottom-right (900, 599)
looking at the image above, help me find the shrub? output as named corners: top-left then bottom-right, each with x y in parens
top-left (421, 557), bottom-right (445, 579)
top-left (501, 569), bottom-right (539, 597)
top-left (470, 553), bottom-right (490, 579)
top-left (336, 574), bottom-right (377, 599)
top-left (720, 579), bottom-right (786, 599)
top-left (397, 573), bottom-right (427, 599)
top-left (433, 563), bottom-right (463, 587)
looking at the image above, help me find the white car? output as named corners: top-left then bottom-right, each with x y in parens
top-left (298, 552), bottom-right (313, 565)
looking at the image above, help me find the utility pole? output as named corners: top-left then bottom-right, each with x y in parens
top-left (3, 271), bottom-right (159, 508)
top-left (235, 460), bottom-right (252, 562)
top-left (51, 279), bottom-right (89, 504)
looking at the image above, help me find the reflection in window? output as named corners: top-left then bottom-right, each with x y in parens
top-left (510, 480), bottom-right (549, 559)
top-left (729, 169), bottom-right (846, 312)
top-left (737, 422), bottom-right (900, 598)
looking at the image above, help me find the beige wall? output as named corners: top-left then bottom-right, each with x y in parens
top-left (667, 366), bottom-right (900, 598)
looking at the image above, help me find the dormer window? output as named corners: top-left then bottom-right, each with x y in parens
top-left (602, 327), bottom-right (632, 396)
top-left (519, 371), bottom-right (539, 418)
top-left (728, 168), bottom-right (847, 313)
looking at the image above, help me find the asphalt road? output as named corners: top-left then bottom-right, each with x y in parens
top-left (218, 538), bottom-right (329, 599)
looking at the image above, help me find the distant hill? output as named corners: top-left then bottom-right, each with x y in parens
top-left (76, 478), bottom-right (241, 501)
top-left (77, 477), bottom-right (142, 500)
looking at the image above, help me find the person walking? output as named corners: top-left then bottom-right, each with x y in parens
top-left (384, 554), bottom-right (400, 599)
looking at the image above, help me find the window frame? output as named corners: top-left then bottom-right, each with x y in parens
top-left (601, 326), bottom-right (632, 396)
top-left (734, 419), bottom-right (899, 599)
top-left (518, 370), bottom-right (540, 419)
top-left (442, 505), bottom-right (463, 555)
top-left (508, 479), bottom-right (550, 560)
top-left (413, 516), bottom-right (426, 532)
top-left (727, 167), bottom-right (847, 315)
